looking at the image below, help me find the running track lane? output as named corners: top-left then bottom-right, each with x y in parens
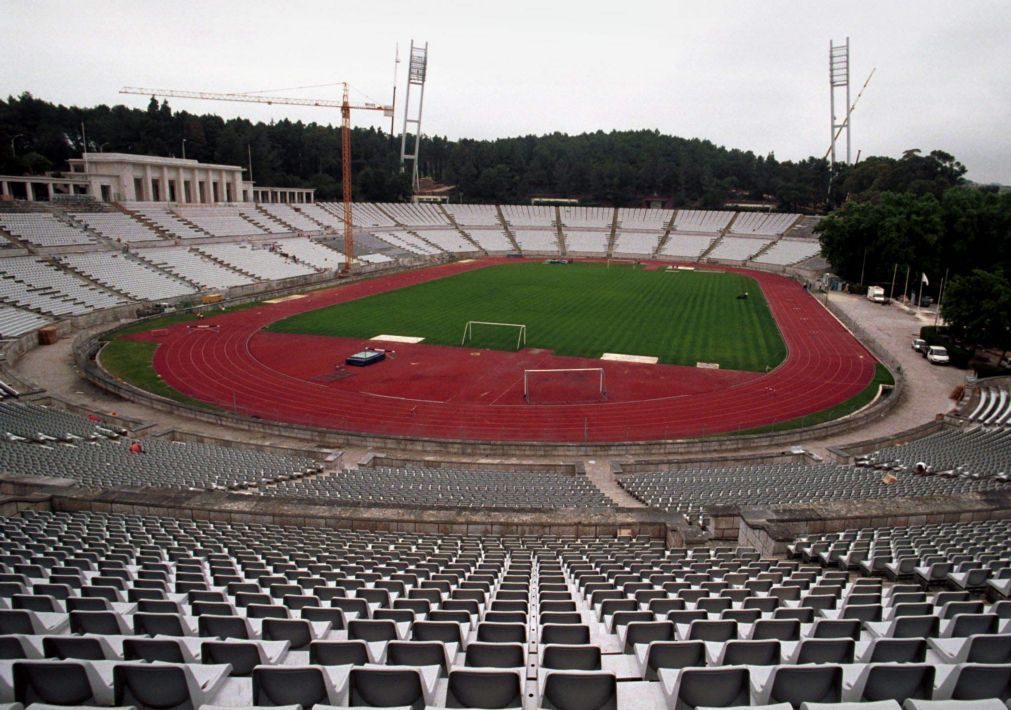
top-left (140, 259), bottom-right (876, 442)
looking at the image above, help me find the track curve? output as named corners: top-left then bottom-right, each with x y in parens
top-left (137, 259), bottom-right (876, 443)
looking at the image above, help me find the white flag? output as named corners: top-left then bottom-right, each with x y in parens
top-left (921, 273), bottom-right (929, 286)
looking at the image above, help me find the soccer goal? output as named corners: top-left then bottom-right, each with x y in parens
top-left (524, 367), bottom-right (607, 403)
top-left (461, 321), bottom-right (527, 350)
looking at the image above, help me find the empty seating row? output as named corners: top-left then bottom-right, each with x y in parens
top-left (672, 210), bottom-right (734, 233)
top-left (616, 208), bottom-right (674, 232)
top-left (620, 462), bottom-right (1010, 517)
top-left (259, 466), bottom-right (614, 510)
top-left (0, 214), bottom-right (97, 248)
top-left (753, 238), bottom-right (823, 265)
top-left (173, 207), bottom-right (265, 237)
top-left (558, 206), bottom-right (613, 229)
top-left (660, 233), bottom-right (717, 259)
top-left (58, 253), bottom-right (196, 301)
top-left (70, 212), bottom-right (163, 244)
top-left (413, 229), bottom-right (479, 253)
top-left (268, 237), bottom-right (346, 271)
top-left (612, 231), bottom-right (663, 256)
top-left (444, 204), bottom-right (501, 227)
top-left (137, 247), bottom-right (253, 289)
top-left (0, 306), bottom-right (51, 339)
top-left (375, 203), bottom-right (452, 227)
top-left (500, 205), bottom-right (556, 228)
top-left (370, 231), bottom-right (442, 256)
top-left (707, 235), bottom-right (774, 261)
top-left (460, 228), bottom-right (514, 251)
top-left (0, 510), bottom-right (1008, 707)
top-left (512, 230), bottom-right (558, 252)
top-left (0, 400), bottom-right (124, 440)
top-left (967, 387), bottom-right (1011, 426)
top-left (0, 403), bottom-right (321, 490)
top-left (129, 206), bottom-right (208, 239)
top-left (0, 257), bottom-right (126, 315)
top-left (856, 426), bottom-right (1011, 478)
top-left (293, 203), bottom-right (344, 230)
top-left (789, 518), bottom-right (1011, 599)
top-left (563, 231), bottom-right (609, 255)
top-left (194, 243), bottom-right (317, 281)
top-left (729, 212), bottom-right (801, 236)
top-left (256, 203), bottom-right (326, 232)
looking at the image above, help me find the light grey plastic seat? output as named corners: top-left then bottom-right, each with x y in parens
top-left (541, 670), bottom-right (617, 710)
top-left (310, 640), bottom-right (370, 666)
top-left (464, 642), bottom-right (525, 669)
top-left (348, 666), bottom-right (428, 709)
top-left (13, 661), bottom-right (102, 706)
top-left (541, 644), bottom-right (601, 671)
top-left (662, 666), bottom-right (751, 709)
top-left (447, 668), bottom-right (522, 708)
top-left (762, 665), bottom-right (843, 706)
top-left (252, 665), bottom-right (338, 707)
top-left (850, 663), bottom-right (936, 703)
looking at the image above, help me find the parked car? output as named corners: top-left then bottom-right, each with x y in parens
top-left (926, 345), bottom-right (950, 365)
top-left (912, 338), bottom-right (927, 353)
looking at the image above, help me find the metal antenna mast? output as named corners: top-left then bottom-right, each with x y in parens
top-left (399, 41), bottom-right (429, 194)
top-left (829, 38), bottom-right (851, 166)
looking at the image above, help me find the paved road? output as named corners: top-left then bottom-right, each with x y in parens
top-left (804, 293), bottom-right (966, 456)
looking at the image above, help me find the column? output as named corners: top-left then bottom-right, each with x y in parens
top-left (47, 183), bottom-right (55, 200)
top-left (161, 166), bottom-right (171, 202)
top-left (177, 167), bottom-right (186, 203)
top-left (143, 165), bottom-right (154, 202)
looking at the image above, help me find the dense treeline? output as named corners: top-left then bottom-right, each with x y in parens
top-left (815, 150), bottom-right (1011, 356)
top-left (0, 92), bottom-right (854, 210)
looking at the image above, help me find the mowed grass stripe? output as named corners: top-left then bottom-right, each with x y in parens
top-left (268, 262), bottom-right (787, 371)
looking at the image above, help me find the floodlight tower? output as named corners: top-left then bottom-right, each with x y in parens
top-left (829, 38), bottom-right (851, 166)
top-left (399, 40), bottom-right (429, 194)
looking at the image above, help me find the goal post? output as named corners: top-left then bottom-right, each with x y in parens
top-left (461, 321), bottom-right (527, 350)
top-left (524, 367), bottom-right (607, 403)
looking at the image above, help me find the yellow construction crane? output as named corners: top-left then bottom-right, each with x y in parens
top-left (120, 84), bottom-right (393, 274)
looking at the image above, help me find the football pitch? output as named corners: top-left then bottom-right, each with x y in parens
top-left (268, 262), bottom-right (787, 371)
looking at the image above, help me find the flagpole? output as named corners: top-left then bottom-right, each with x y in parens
top-left (889, 263), bottom-right (898, 301)
top-left (917, 272), bottom-right (926, 314)
top-left (934, 268), bottom-right (949, 327)
top-left (902, 265), bottom-right (910, 305)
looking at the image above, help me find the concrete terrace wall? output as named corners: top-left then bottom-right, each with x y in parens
top-left (737, 489), bottom-right (1011, 557)
top-left (0, 476), bottom-right (672, 540)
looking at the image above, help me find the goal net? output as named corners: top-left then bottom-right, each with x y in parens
top-left (524, 368), bottom-right (607, 404)
top-left (461, 321), bottom-right (527, 351)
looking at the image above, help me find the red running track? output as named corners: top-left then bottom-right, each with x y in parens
top-left (134, 259), bottom-right (876, 443)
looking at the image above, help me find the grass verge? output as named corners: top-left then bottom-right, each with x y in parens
top-left (96, 302), bottom-right (263, 411)
top-left (726, 363), bottom-right (896, 436)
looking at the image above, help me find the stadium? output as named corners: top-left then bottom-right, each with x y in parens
top-left (0, 7), bottom-right (1010, 708)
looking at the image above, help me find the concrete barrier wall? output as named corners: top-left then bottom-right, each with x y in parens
top-left (0, 476), bottom-right (671, 540)
top-left (364, 454), bottom-right (580, 476)
top-left (737, 489), bottom-right (1011, 556)
top-left (827, 419), bottom-right (947, 462)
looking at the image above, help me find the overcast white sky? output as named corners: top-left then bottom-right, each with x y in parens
top-left (4, 0), bottom-right (1010, 183)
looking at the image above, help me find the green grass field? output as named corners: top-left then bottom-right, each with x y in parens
top-left (269, 262), bottom-right (787, 371)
